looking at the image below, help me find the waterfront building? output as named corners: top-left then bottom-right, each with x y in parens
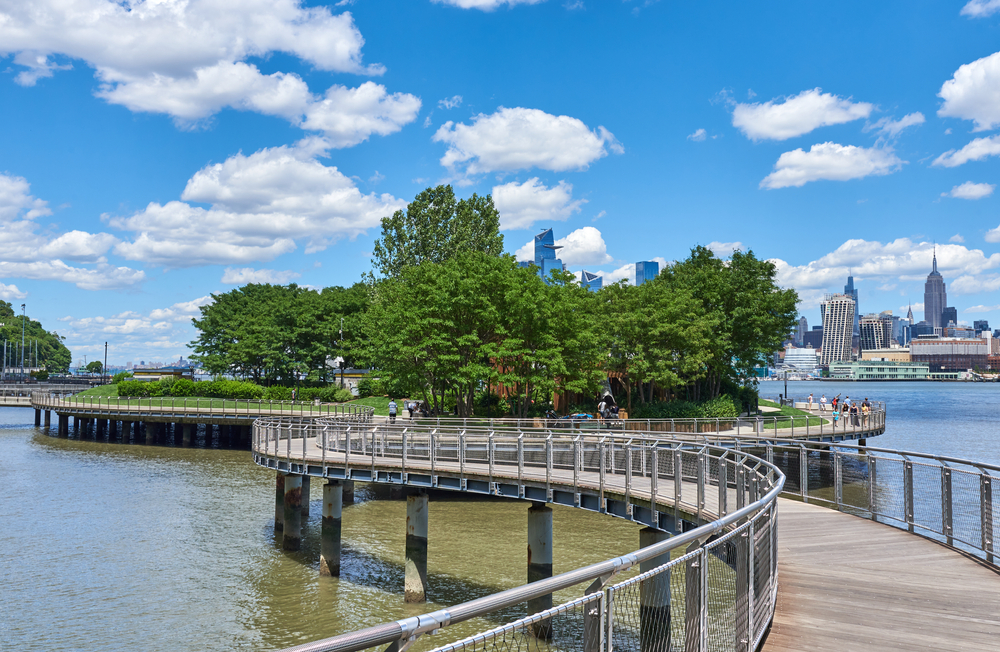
top-left (782, 345), bottom-right (818, 371)
top-left (828, 360), bottom-right (929, 381)
top-left (803, 326), bottom-right (823, 349)
top-left (910, 336), bottom-right (989, 372)
top-left (844, 273), bottom-right (860, 335)
top-left (860, 347), bottom-right (911, 362)
top-left (580, 270), bottom-right (602, 292)
top-left (924, 250), bottom-right (947, 329)
top-left (635, 260), bottom-right (659, 286)
top-left (820, 294), bottom-right (855, 365)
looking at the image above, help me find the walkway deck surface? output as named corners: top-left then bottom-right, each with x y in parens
top-left (765, 498), bottom-right (1000, 651)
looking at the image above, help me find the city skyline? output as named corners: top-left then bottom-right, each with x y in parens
top-left (6, 2), bottom-right (1000, 364)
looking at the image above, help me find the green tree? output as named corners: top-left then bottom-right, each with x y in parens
top-left (0, 302), bottom-right (72, 374)
top-left (370, 185), bottom-right (504, 280)
top-left (85, 360), bottom-right (103, 375)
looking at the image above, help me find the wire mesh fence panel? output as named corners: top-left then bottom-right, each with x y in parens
top-left (769, 447), bottom-right (800, 495)
top-left (806, 450), bottom-right (836, 504)
top-left (751, 510), bottom-right (773, 646)
top-left (427, 594), bottom-right (603, 652)
top-left (912, 461), bottom-right (943, 536)
top-left (872, 456), bottom-right (907, 524)
top-left (607, 549), bottom-right (696, 652)
top-left (838, 451), bottom-right (872, 517)
top-left (951, 467), bottom-right (984, 550)
top-left (704, 525), bottom-right (747, 652)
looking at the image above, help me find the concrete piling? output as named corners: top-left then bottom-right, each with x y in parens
top-left (343, 480), bottom-right (355, 505)
top-left (320, 480), bottom-right (343, 577)
top-left (638, 528), bottom-right (672, 652)
top-left (73, 416), bottom-right (80, 436)
top-left (301, 475), bottom-right (311, 518)
top-left (404, 492), bottom-right (429, 603)
top-left (34, 409), bottom-right (40, 427)
top-left (43, 410), bottom-right (50, 428)
top-left (109, 419), bottom-right (117, 440)
top-left (275, 472), bottom-right (285, 531)
top-left (58, 414), bottom-right (68, 437)
top-left (527, 502), bottom-right (554, 639)
top-left (145, 422), bottom-right (157, 446)
top-left (283, 474), bottom-right (303, 551)
top-left (182, 423), bottom-right (194, 447)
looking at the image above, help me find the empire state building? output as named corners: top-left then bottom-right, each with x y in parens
top-left (924, 250), bottom-right (947, 329)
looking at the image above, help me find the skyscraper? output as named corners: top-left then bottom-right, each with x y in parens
top-left (924, 249), bottom-right (947, 329)
top-left (859, 312), bottom-right (893, 350)
top-left (580, 270), bottom-right (602, 292)
top-left (942, 306), bottom-right (958, 327)
top-left (796, 316), bottom-right (808, 346)
top-left (844, 273), bottom-right (860, 335)
top-left (635, 261), bottom-right (659, 286)
top-left (820, 294), bottom-right (855, 365)
top-left (532, 228), bottom-right (565, 283)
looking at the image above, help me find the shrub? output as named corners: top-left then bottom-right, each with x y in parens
top-left (630, 395), bottom-right (740, 419)
top-left (264, 386), bottom-right (292, 401)
top-left (357, 378), bottom-right (374, 398)
top-left (117, 380), bottom-right (149, 397)
top-left (171, 379), bottom-right (195, 397)
top-left (333, 388), bottom-right (354, 402)
top-left (112, 371), bottom-right (133, 383)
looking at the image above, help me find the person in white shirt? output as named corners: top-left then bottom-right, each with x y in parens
top-left (819, 394), bottom-right (827, 412)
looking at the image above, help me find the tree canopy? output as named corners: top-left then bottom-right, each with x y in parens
top-left (0, 300), bottom-right (71, 374)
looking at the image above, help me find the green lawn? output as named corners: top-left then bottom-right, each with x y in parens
top-left (757, 399), bottom-right (825, 429)
top-left (344, 396), bottom-right (392, 416)
top-left (75, 384), bottom-right (119, 397)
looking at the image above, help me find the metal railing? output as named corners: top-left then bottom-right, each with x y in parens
top-left (30, 393), bottom-right (376, 421)
top-left (252, 419), bottom-right (784, 652)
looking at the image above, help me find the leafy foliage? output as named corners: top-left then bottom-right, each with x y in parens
top-left (0, 300), bottom-right (72, 374)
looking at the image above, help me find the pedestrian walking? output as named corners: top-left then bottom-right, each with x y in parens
top-left (388, 398), bottom-right (398, 424)
top-left (407, 400), bottom-right (415, 420)
top-left (291, 388), bottom-right (297, 402)
top-left (820, 394), bottom-right (827, 412)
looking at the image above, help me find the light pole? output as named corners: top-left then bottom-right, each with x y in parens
top-left (20, 303), bottom-right (25, 384)
top-left (104, 342), bottom-right (108, 385)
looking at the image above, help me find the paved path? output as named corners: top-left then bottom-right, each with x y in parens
top-left (765, 498), bottom-right (1000, 651)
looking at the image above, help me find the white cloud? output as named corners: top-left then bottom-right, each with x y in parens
top-left (149, 296), bottom-right (213, 322)
top-left (433, 0), bottom-right (545, 9)
top-left (760, 142), bottom-right (903, 189)
top-left (433, 107), bottom-right (622, 177)
top-left (299, 82), bottom-right (422, 148)
top-left (0, 2), bottom-right (416, 138)
top-left (0, 283), bottom-right (27, 300)
top-left (0, 261), bottom-right (145, 291)
top-left (986, 224), bottom-right (1000, 243)
top-left (707, 241), bottom-right (743, 257)
top-left (901, 302), bottom-right (924, 313)
top-left (438, 95), bottom-right (463, 109)
top-left (513, 226), bottom-right (613, 266)
top-left (938, 51), bottom-right (1000, 131)
top-left (962, 1), bottom-right (1000, 19)
top-left (492, 178), bottom-right (586, 230)
top-left (687, 128), bottom-right (707, 142)
top-left (932, 135), bottom-right (1000, 167)
top-left (732, 88), bottom-right (873, 141)
top-left (110, 138), bottom-right (405, 266)
top-left (221, 268), bottom-right (302, 284)
top-left (942, 182), bottom-right (995, 200)
top-left (866, 112), bottom-right (925, 138)
top-left (965, 303), bottom-right (1000, 313)
top-left (950, 234), bottom-right (966, 243)
top-left (772, 239), bottom-right (1000, 296)
top-left (952, 274), bottom-right (1000, 294)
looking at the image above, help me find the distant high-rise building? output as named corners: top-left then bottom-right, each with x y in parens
top-left (974, 319), bottom-right (990, 335)
top-left (942, 306), bottom-right (958, 327)
top-left (924, 249), bottom-right (947, 329)
top-left (803, 326), bottom-right (823, 349)
top-left (796, 316), bottom-right (808, 346)
top-left (581, 270), bottom-right (602, 292)
top-left (860, 313), bottom-right (890, 351)
top-left (531, 228), bottom-right (565, 283)
top-left (820, 294), bottom-right (856, 365)
top-left (844, 274), bottom-right (860, 335)
top-left (635, 261), bottom-right (659, 286)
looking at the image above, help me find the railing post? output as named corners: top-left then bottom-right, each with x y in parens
top-left (799, 445), bottom-right (808, 503)
top-left (718, 455), bottom-right (728, 517)
top-left (904, 459), bottom-right (914, 533)
top-left (517, 432), bottom-right (524, 488)
top-left (834, 451), bottom-right (843, 508)
top-left (401, 431), bottom-right (408, 480)
top-left (982, 473), bottom-right (994, 565)
top-left (488, 431), bottom-right (495, 490)
top-left (545, 434), bottom-right (553, 502)
top-left (941, 464), bottom-right (953, 546)
top-left (625, 440), bottom-right (633, 515)
top-left (697, 449), bottom-right (706, 521)
top-left (868, 454), bottom-right (878, 521)
top-left (573, 436), bottom-right (581, 496)
top-left (599, 438), bottom-right (606, 511)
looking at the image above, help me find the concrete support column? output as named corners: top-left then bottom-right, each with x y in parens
top-left (405, 492), bottom-right (429, 603)
top-left (204, 423), bottom-right (213, 447)
top-left (301, 475), bottom-right (311, 518)
top-left (320, 480), bottom-right (343, 577)
top-left (283, 474), bottom-right (303, 551)
top-left (58, 414), bottom-right (68, 437)
top-left (43, 410), bottom-right (51, 428)
top-left (34, 409), bottom-right (41, 427)
top-left (527, 503), bottom-right (554, 639)
top-left (343, 480), bottom-right (355, 505)
top-left (274, 472), bottom-right (285, 531)
top-left (73, 416), bottom-right (80, 436)
top-left (121, 421), bottom-right (131, 443)
top-left (182, 423), bottom-right (194, 447)
top-left (133, 420), bottom-right (141, 441)
top-left (109, 419), bottom-right (117, 439)
top-left (98, 419), bottom-right (108, 439)
top-left (638, 528), bottom-right (672, 652)
top-left (145, 421), bottom-right (157, 445)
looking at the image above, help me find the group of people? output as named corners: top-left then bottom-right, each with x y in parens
top-left (806, 393), bottom-right (873, 428)
top-left (387, 398), bottom-right (431, 423)
top-left (597, 394), bottom-right (620, 419)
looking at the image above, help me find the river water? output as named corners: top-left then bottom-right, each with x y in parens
top-left (2, 381), bottom-right (998, 650)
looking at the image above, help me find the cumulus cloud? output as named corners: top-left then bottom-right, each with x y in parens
top-left (950, 234), bottom-right (966, 243)
top-left (0, 2), bottom-right (422, 143)
top-left (149, 296), bottom-right (213, 322)
top-left (932, 135), bottom-right (1000, 167)
top-left (866, 112), bottom-right (925, 139)
top-left (110, 138), bottom-right (405, 266)
top-left (433, 107), bottom-right (623, 177)
top-left (514, 226), bottom-right (613, 266)
top-left (942, 182), bottom-right (995, 200)
top-left (0, 172), bottom-right (144, 290)
top-left (687, 128), bottom-right (707, 142)
top-left (965, 303), bottom-right (1000, 312)
top-left (938, 51), bottom-right (1000, 131)
top-left (771, 239), bottom-right (1000, 300)
top-left (221, 268), bottom-right (302, 284)
top-left (707, 241), bottom-right (743, 257)
top-left (492, 178), bottom-right (585, 230)
top-left (760, 142), bottom-right (903, 189)
top-left (0, 283), bottom-right (28, 300)
top-left (433, 0), bottom-right (545, 9)
top-left (985, 224), bottom-right (1000, 243)
top-left (953, 274), bottom-right (1000, 294)
top-left (962, 1), bottom-right (1000, 19)
top-left (732, 88), bottom-right (873, 141)
top-left (438, 95), bottom-right (463, 109)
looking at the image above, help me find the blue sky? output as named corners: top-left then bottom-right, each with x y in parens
top-left (4, 0), bottom-right (1000, 365)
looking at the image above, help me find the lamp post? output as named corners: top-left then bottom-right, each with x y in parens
top-left (104, 342), bottom-right (108, 385)
top-left (20, 303), bottom-right (25, 384)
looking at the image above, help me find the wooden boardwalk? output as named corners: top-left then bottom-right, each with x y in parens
top-left (764, 498), bottom-right (1000, 651)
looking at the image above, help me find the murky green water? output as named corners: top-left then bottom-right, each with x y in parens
top-left (0, 408), bottom-right (642, 651)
